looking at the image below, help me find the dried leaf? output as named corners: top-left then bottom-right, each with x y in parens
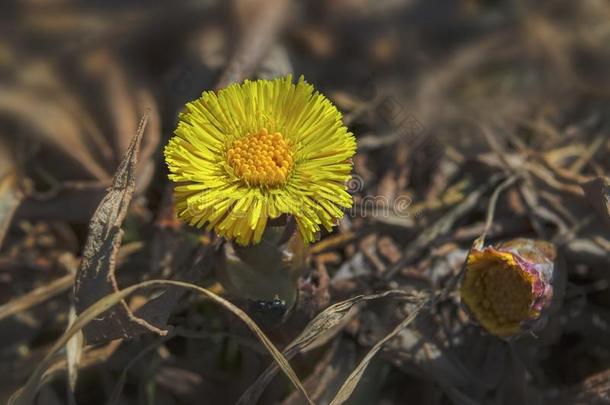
top-left (281, 339), bottom-right (357, 405)
top-left (0, 87), bottom-right (110, 181)
top-left (237, 290), bottom-right (420, 405)
top-left (384, 174), bottom-right (503, 280)
top-left (9, 279), bottom-right (312, 405)
top-left (15, 60), bottom-right (115, 163)
top-left (329, 299), bottom-right (428, 405)
top-left (73, 112), bottom-right (167, 343)
top-left (12, 341), bottom-right (121, 394)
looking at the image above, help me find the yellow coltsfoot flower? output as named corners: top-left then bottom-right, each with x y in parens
top-left (164, 75), bottom-right (356, 245)
top-left (460, 238), bottom-right (558, 338)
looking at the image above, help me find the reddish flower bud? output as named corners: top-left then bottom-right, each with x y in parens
top-left (460, 238), bottom-right (558, 338)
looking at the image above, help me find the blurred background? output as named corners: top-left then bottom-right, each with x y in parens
top-left (1, 0), bottom-right (609, 404)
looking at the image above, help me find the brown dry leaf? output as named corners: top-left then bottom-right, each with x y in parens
top-left (42, 340), bottom-right (122, 386)
top-left (237, 290), bottom-right (420, 405)
top-left (328, 299), bottom-right (428, 405)
top-left (384, 174), bottom-right (502, 280)
top-left (15, 59), bottom-right (115, 163)
top-left (73, 112), bottom-right (167, 343)
top-left (9, 279), bottom-right (312, 405)
top-left (281, 339), bottom-right (358, 405)
top-left (0, 87), bottom-right (110, 181)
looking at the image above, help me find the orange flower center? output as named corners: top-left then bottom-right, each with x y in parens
top-left (460, 250), bottom-right (536, 337)
top-left (227, 128), bottom-right (294, 187)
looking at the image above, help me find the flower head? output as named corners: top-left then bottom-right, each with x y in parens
top-left (460, 238), bottom-right (556, 338)
top-left (164, 75), bottom-right (356, 245)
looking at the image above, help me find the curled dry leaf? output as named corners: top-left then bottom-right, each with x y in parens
top-left (329, 299), bottom-right (428, 405)
top-left (281, 339), bottom-right (358, 405)
top-left (73, 112), bottom-right (167, 343)
top-left (10, 279), bottom-right (312, 405)
top-left (237, 290), bottom-right (422, 405)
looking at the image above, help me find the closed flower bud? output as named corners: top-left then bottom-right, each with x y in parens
top-left (460, 238), bottom-right (559, 338)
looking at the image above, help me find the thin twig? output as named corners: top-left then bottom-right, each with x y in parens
top-left (474, 174), bottom-right (519, 249)
top-left (0, 273), bottom-right (75, 321)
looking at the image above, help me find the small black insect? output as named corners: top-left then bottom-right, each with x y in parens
top-left (245, 296), bottom-right (292, 329)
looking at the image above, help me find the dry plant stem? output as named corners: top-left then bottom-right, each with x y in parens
top-left (569, 133), bottom-right (606, 174)
top-left (65, 305), bottom-right (83, 396)
top-left (72, 111), bottom-right (167, 342)
top-left (236, 290), bottom-right (420, 405)
top-left (384, 174), bottom-right (504, 280)
top-left (280, 339), bottom-right (343, 405)
top-left (10, 279), bottom-right (313, 405)
top-left (328, 299), bottom-right (429, 405)
top-left (442, 174), bottom-right (517, 300)
top-left (0, 273), bottom-right (75, 321)
top-left (478, 124), bottom-right (516, 173)
top-left (0, 246), bottom-right (139, 322)
top-left (474, 175), bottom-right (519, 249)
top-left (38, 341), bottom-right (123, 389)
top-left (552, 214), bottom-right (595, 246)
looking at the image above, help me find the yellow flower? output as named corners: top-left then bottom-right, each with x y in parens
top-left (460, 239), bottom-right (556, 338)
top-left (164, 75), bottom-right (356, 245)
